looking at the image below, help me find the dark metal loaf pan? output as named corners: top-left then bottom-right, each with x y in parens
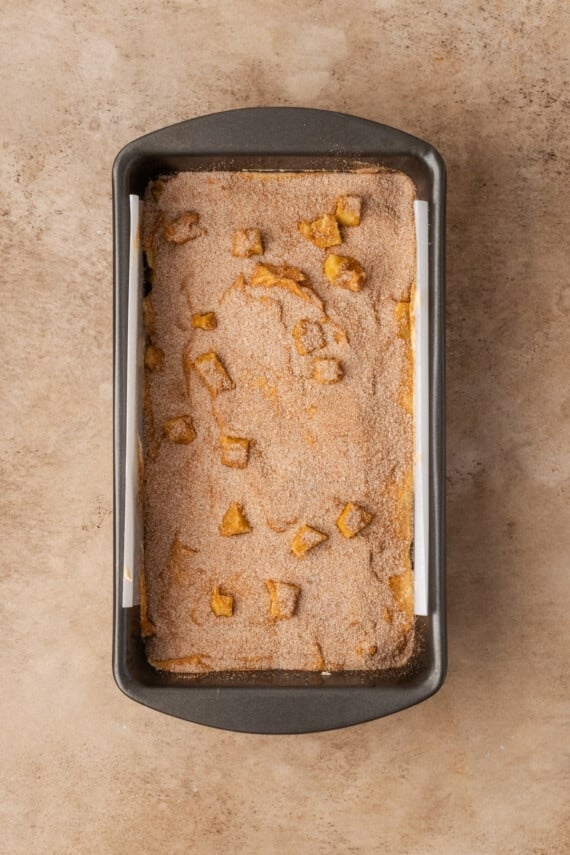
top-left (113, 107), bottom-right (446, 733)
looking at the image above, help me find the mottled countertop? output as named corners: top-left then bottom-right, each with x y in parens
top-left (1, 2), bottom-right (568, 853)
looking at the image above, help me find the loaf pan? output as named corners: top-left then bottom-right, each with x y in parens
top-left (113, 107), bottom-right (446, 733)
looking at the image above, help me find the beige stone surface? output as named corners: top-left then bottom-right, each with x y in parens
top-left (1, 1), bottom-right (568, 853)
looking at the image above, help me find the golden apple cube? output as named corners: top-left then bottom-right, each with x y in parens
top-left (265, 580), bottom-right (301, 619)
top-left (220, 436), bottom-right (250, 469)
top-left (336, 502), bottom-right (374, 538)
top-left (356, 643), bottom-right (378, 657)
top-left (210, 586), bottom-right (234, 617)
top-left (219, 502), bottom-right (252, 537)
top-left (164, 211), bottom-right (201, 243)
top-left (323, 254), bottom-right (366, 292)
top-left (144, 344), bottom-right (164, 371)
top-left (249, 262), bottom-right (307, 288)
top-left (193, 351), bottom-right (234, 397)
top-left (313, 357), bottom-right (343, 384)
top-left (232, 228), bottom-right (263, 258)
top-left (191, 311), bottom-right (218, 330)
top-left (298, 213), bottom-right (342, 249)
top-left (163, 415), bottom-right (196, 445)
top-left (291, 524), bottom-right (328, 558)
top-left (292, 319), bottom-right (325, 355)
top-left (335, 194), bottom-right (362, 227)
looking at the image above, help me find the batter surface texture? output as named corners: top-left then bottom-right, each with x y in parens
top-left (141, 170), bottom-right (416, 673)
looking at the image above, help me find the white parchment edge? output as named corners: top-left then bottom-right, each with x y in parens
top-left (121, 194), bottom-right (431, 615)
top-left (122, 195), bottom-right (142, 608)
top-left (413, 200), bottom-right (430, 615)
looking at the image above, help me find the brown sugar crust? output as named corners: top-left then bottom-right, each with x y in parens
top-left (142, 170), bottom-right (416, 673)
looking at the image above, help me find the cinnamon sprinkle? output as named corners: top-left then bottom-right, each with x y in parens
top-left (142, 170), bottom-right (416, 672)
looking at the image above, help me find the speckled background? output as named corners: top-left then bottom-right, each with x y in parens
top-left (1, 2), bottom-right (568, 853)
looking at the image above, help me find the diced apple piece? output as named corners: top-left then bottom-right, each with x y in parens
top-left (265, 580), bottom-right (301, 619)
top-left (292, 319), bottom-right (325, 356)
top-left (335, 194), bottom-right (362, 227)
top-left (219, 502), bottom-right (251, 537)
top-left (193, 351), bottom-right (234, 397)
top-left (220, 436), bottom-right (250, 469)
top-left (313, 357), bottom-right (343, 384)
top-left (336, 502), bottom-right (374, 538)
top-left (248, 262), bottom-right (313, 301)
top-left (232, 228), bottom-right (263, 258)
top-left (163, 416), bottom-right (196, 445)
top-left (298, 213), bottom-right (342, 249)
top-left (323, 254), bottom-right (366, 292)
top-left (356, 643), bottom-right (378, 657)
top-left (291, 524), bottom-right (328, 558)
top-left (210, 586), bottom-right (234, 617)
top-left (144, 344), bottom-right (164, 371)
top-left (164, 211), bottom-right (201, 243)
top-left (192, 312), bottom-right (217, 330)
